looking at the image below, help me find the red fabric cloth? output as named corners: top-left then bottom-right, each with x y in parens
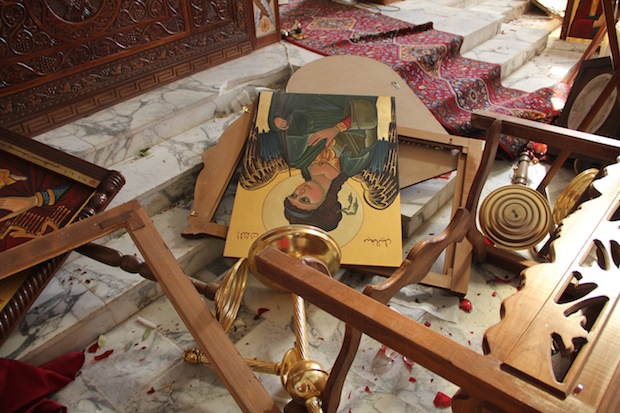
top-left (0, 351), bottom-right (85, 413)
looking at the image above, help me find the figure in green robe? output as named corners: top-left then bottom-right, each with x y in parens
top-left (240, 92), bottom-right (398, 232)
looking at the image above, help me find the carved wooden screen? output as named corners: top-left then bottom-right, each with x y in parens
top-left (0, 0), bottom-right (272, 136)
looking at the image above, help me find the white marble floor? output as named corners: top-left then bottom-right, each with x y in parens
top-left (2, 0), bottom-right (593, 412)
top-left (47, 158), bottom-right (575, 413)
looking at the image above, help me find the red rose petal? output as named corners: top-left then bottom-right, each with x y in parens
top-left (255, 307), bottom-right (270, 320)
top-left (424, 321), bottom-right (431, 327)
top-left (94, 349), bottom-right (114, 361)
top-left (408, 377), bottom-right (417, 383)
top-left (87, 342), bottom-right (100, 353)
top-left (433, 391), bottom-right (452, 408)
top-left (402, 355), bottom-right (414, 371)
top-left (364, 385), bottom-right (372, 393)
top-left (573, 384), bottom-right (584, 395)
top-left (147, 387), bottom-right (156, 394)
top-left (459, 298), bottom-right (473, 313)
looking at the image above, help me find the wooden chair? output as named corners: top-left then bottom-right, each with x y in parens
top-left (254, 111), bottom-right (620, 413)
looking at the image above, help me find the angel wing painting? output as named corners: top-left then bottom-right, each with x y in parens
top-left (225, 91), bottom-right (402, 267)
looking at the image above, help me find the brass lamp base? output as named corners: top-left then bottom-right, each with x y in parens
top-left (479, 185), bottom-right (553, 250)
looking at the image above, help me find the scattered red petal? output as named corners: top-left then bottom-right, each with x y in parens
top-left (364, 385), bottom-right (372, 394)
top-left (87, 342), bottom-right (100, 353)
top-left (409, 377), bottom-right (417, 383)
top-left (491, 292), bottom-right (497, 297)
top-left (147, 387), bottom-right (156, 394)
top-left (402, 355), bottom-right (414, 371)
top-left (459, 298), bottom-right (473, 313)
top-left (433, 391), bottom-right (452, 408)
top-left (93, 349), bottom-right (114, 361)
top-left (254, 307), bottom-right (270, 319)
top-left (424, 321), bottom-right (431, 327)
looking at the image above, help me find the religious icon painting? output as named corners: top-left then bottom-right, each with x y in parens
top-left (224, 91), bottom-right (403, 267)
top-left (0, 127), bottom-right (124, 345)
top-left (251, 0), bottom-right (281, 48)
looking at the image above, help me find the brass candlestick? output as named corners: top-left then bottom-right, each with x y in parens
top-left (186, 225), bottom-right (340, 413)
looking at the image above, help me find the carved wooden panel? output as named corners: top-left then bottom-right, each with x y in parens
top-left (484, 160), bottom-right (620, 399)
top-left (0, 0), bottom-right (265, 136)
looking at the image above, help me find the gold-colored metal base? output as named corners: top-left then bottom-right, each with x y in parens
top-left (479, 185), bottom-right (553, 250)
top-left (186, 225), bottom-right (339, 413)
top-left (553, 168), bottom-right (599, 224)
top-left (247, 225), bottom-right (341, 291)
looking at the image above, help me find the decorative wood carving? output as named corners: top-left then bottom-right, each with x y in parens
top-left (0, 0), bottom-right (271, 136)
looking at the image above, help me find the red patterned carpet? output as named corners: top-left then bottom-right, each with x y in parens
top-left (280, 0), bottom-right (569, 157)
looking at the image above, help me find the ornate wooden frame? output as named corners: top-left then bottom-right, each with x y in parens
top-left (0, 127), bottom-right (124, 346)
top-left (250, 0), bottom-right (282, 49)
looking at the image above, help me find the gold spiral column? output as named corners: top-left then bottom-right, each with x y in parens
top-left (186, 225), bottom-right (341, 413)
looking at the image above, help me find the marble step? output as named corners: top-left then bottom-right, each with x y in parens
top-left (387, 0), bottom-right (533, 53)
top-left (502, 29), bottom-right (590, 92)
top-left (32, 46), bottom-right (294, 171)
top-left (463, 22), bottom-right (552, 79)
top-left (385, 1), bottom-right (505, 53)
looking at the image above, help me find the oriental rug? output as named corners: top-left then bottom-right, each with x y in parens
top-left (280, 0), bottom-right (570, 158)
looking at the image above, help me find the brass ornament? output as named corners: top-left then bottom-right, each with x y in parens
top-left (479, 185), bottom-right (553, 250)
top-left (553, 168), bottom-right (599, 224)
top-left (478, 150), bottom-right (553, 250)
top-left (247, 225), bottom-right (341, 291)
top-left (286, 360), bottom-right (329, 413)
top-left (185, 225), bottom-right (341, 412)
top-left (214, 258), bottom-right (248, 333)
